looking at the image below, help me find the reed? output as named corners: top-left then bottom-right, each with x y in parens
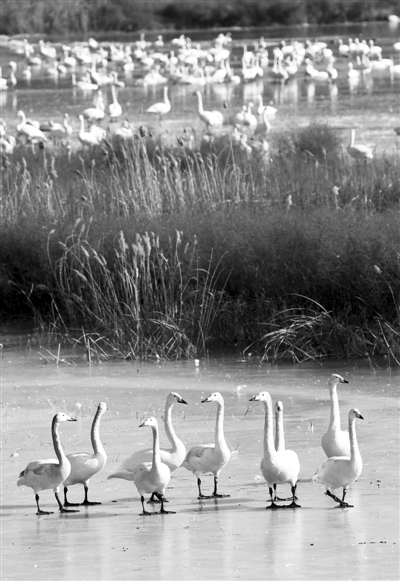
top-left (1, 123), bottom-right (399, 361)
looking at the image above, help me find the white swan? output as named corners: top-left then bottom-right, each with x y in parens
top-left (256, 94), bottom-right (277, 117)
top-left (133, 417), bottom-right (175, 516)
top-left (249, 391), bottom-right (301, 509)
top-left (274, 400), bottom-right (285, 453)
top-left (195, 90), bottom-right (224, 128)
top-left (63, 402), bottom-right (107, 506)
top-left (17, 413), bottom-right (79, 515)
top-left (146, 86), bottom-right (171, 119)
top-left (321, 373), bottom-right (351, 457)
top-left (16, 110), bottom-right (47, 143)
top-left (108, 392), bottom-right (187, 501)
top-left (347, 129), bottom-right (373, 161)
top-left (78, 115), bottom-right (104, 148)
top-left (313, 408), bottom-right (364, 507)
top-left (109, 84), bottom-right (122, 120)
top-left (182, 392), bottom-right (231, 499)
top-left (253, 108), bottom-right (272, 138)
top-left (82, 91), bottom-right (105, 123)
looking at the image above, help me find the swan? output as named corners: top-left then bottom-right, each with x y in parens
top-left (242, 102), bottom-right (258, 128)
top-left (133, 417), bottom-right (175, 516)
top-left (249, 391), bottom-right (301, 509)
top-left (347, 62), bottom-right (360, 79)
top-left (17, 413), bottom-right (79, 515)
top-left (182, 392), bottom-right (231, 499)
top-left (108, 392), bottom-right (187, 501)
top-left (82, 90), bottom-right (105, 123)
top-left (16, 110), bottom-right (47, 143)
top-left (71, 72), bottom-right (99, 91)
top-left (313, 408), bottom-right (364, 507)
top-left (321, 374), bottom-right (351, 457)
top-left (108, 84), bottom-right (122, 120)
top-left (256, 95), bottom-right (277, 118)
top-left (63, 402), bottom-right (107, 506)
top-left (347, 129), bottom-right (373, 161)
top-left (78, 115), bottom-right (104, 148)
top-left (195, 91), bottom-right (224, 128)
top-left (146, 86), bottom-right (171, 119)
top-left (253, 108), bottom-right (272, 138)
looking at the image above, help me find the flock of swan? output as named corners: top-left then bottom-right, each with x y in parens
top-left (17, 373), bottom-right (364, 516)
top-left (1, 30), bottom-right (399, 157)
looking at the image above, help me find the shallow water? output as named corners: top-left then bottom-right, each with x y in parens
top-left (1, 331), bottom-right (399, 581)
top-left (1, 21), bottom-right (400, 154)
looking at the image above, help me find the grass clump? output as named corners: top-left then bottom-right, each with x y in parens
top-left (1, 122), bottom-right (399, 362)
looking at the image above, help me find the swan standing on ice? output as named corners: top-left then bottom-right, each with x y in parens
top-left (182, 392), bottom-right (231, 499)
top-left (146, 86), bottom-right (171, 120)
top-left (108, 392), bottom-right (187, 501)
top-left (313, 408), bottom-right (364, 507)
top-left (347, 129), bottom-right (373, 161)
top-left (133, 417), bottom-right (175, 516)
top-left (249, 392), bottom-right (301, 509)
top-left (195, 91), bottom-right (224, 129)
top-left (63, 402), bottom-right (107, 507)
top-left (321, 374), bottom-right (351, 457)
top-left (17, 413), bottom-right (79, 515)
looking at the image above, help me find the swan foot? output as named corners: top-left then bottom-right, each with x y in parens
top-left (159, 507), bottom-right (176, 514)
top-left (275, 496), bottom-right (298, 502)
top-left (36, 509), bottom-right (53, 515)
top-left (81, 500), bottom-right (101, 506)
top-left (64, 501), bottom-right (80, 507)
top-left (266, 501), bottom-right (281, 509)
top-left (212, 493), bottom-right (230, 498)
top-left (59, 507), bottom-right (80, 513)
top-left (286, 501), bottom-right (302, 509)
top-left (140, 510), bottom-right (156, 516)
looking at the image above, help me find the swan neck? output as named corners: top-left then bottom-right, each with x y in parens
top-left (214, 402), bottom-right (226, 449)
top-left (197, 93), bottom-right (204, 113)
top-left (151, 425), bottom-right (161, 467)
top-left (328, 385), bottom-right (341, 431)
top-left (52, 417), bottom-right (67, 465)
top-left (91, 409), bottom-right (106, 457)
top-left (164, 403), bottom-right (180, 451)
top-left (275, 412), bottom-right (285, 452)
top-left (263, 400), bottom-right (275, 455)
top-left (348, 416), bottom-right (359, 459)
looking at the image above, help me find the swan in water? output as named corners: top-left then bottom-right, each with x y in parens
top-left (195, 90), bottom-right (224, 128)
top-left (253, 108), bottom-right (272, 138)
top-left (347, 129), bottom-right (373, 161)
top-left (146, 86), bottom-right (171, 119)
top-left (78, 115), bottom-right (104, 148)
top-left (17, 413), bottom-right (79, 515)
top-left (322, 374), bottom-right (351, 457)
top-left (182, 392), bottom-right (231, 499)
top-left (63, 402), bottom-right (107, 506)
top-left (16, 110), bottom-right (47, 143)
top-left (313, 408), bottom-right (364, 507)
top-left (133, 417), bottom-right (175, 515)
top-left (108, 392), bottom-right (187, 501)
top-left (256, 94), bottom-right (277, 117)
top-left (108, 84), bottom-right (122, 120)
top-left (249, 391), bottom-right (301, 509)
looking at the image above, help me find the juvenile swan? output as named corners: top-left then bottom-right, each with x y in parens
top-left (17, 413), bottom-right (78, 515)
top-left (63, 402), bottom-right (107, 506)
top-left (133, 417), bottom-right (175, 516)
top-left (250, 392), bottom-right (301, 509)
top-left (182, 392), bottom-right (231, 499)
top-left (322, 374), bottom-right (350, 458)
top-left (108, 392), bottom-right (187, 502)
top-left (313, 408), bottom-right (364, 507)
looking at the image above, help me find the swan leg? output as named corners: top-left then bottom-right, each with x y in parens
top-left (35, 493), bottom-right (53, 515)
top-left (326, 490), bottom-right (353, 508)
top-left (155, 492), bottom-right (175, 515)
top-left (56, 492), bottom-right (79, 513)
top-left (287, 484), bottom-right (301, 508)
top-left (273, 483), bottom-right (297, 502)
top-left (147, 492), bottom-right (168, 504)
top-left (63, 486), bottom-right (80, 507)
top-left (197, 477), bottom-right (211, 499)
top-left (81, 485), bottom-right (101, 506)
top-left (212, 476), bottom-right (230, 498)
top-left (139, 495), bottom-right (154, 516)
top-left (266, 487), bottom-right (281, 509)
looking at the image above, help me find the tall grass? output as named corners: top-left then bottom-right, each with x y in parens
top-left (1, 124), bottom-right (399, 361)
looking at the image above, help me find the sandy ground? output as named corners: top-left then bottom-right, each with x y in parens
top-left (1, 344), bottom-right (399, 580)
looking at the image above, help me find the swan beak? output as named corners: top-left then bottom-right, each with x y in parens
top-left (356, 412), bottom-right (364, 420)
top-left (249, 395), bottom-right (259, 401)
top-left (178, 397), bottom-right (188, 405)
top-left (68, 418), bottom-right (78, 422)
top-left (139, 422), bottom-right (145, 428)
top-left (340, 378), bottom-right (350, 384)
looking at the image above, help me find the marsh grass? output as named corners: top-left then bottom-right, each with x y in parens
top-left (1, 123), bottom-right (399, 361)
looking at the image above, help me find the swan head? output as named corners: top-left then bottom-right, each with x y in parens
top-left (349, 408), bottom-right (364, 421)
top-left (201, 392), bottom-right (224, 404)
top-left (139, 416), bottom-right (158, 429)
top-left (168, 392), bottom-right (187, 405)
top-left (54, 412), bottom-right (77, 423)
top-left (328, 373), bottom-right (349, 387)
top-left (275, 401), bottom-right (283, 413)
top-left (97, 402), bottom-right (108, 413)
top-left (249, 391), bottom-right (272, 404)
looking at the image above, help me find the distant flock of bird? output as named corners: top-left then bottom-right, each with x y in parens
top-left (17, 373), bottom-right (365, 516)
top-left (1, 30), bottom-right (399, 159)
